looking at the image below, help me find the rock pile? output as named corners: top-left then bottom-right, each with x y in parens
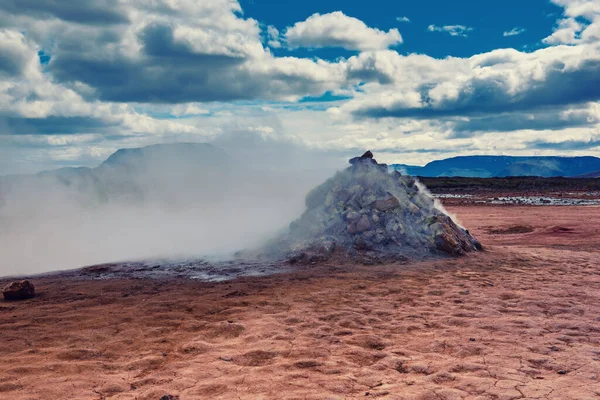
top-left (264, 151), bottom-right (482, 263)
top-left (3, 280), bottom-right (35, 301)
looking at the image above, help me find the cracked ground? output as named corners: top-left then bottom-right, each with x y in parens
top-left (0, 204), bottom-right (600, 399)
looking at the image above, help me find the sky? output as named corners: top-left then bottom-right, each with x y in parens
top-left (1, 0), bottom-right (600, 174)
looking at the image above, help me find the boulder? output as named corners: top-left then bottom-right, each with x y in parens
top-left (429, 215), bottom-right (483, 255)
top-left (371, 194), bottom-right (400, 211)
top-left (3, 280), bottom-right (35, 301)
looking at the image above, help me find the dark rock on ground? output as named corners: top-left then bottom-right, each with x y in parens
top-left (2, 280), bottom-right (35, 301)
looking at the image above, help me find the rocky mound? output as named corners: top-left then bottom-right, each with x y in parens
top-left (263, 151), bottom-right (482, 263)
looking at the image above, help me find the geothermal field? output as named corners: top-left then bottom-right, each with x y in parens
top-left (1, 153), bottom-right (600, 400)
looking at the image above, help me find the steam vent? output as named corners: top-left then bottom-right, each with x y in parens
top-left (267, 151), bottom-right (482, 264)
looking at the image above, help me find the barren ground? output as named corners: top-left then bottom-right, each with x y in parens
top-left (1, 204), bottom-right (600, 399)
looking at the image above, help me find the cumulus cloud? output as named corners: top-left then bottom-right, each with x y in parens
top-left (396, 16), bottom-right (411, 23)
top-left (527, 137), bottom-right (600, 150)
top-left (0, 30), bottom-right (38, 78)
top-left (427, 24), bottom-right (473, 37)
top-left (170, 104), bottom-right (210, 117)
top-left (1, 0), bottom-right (600, 176)
top-left (285, 11), bottom-right (403, 51)
top-left (451, 106), bottom-right (600, 135)
top-left (343, 45), bottom-right (600, 119)
top-left (266, 25), bottom-right (282, 48)
top-left (544, 0), bottom-right (600, 44)
top-left (503, 27), bottom-right (526, 37)
top-left (0, 0), bottom-right (128, 25)
top-left (0, 1), bottom-right (347, 104)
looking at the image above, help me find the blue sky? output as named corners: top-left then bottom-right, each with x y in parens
top-left (0, 0), bottom-right (600, 174)
top-left (242, 0), bottom-right (563, 58)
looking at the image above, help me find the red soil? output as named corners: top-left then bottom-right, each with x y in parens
top-left (1, 205), bottom-right (600, 399)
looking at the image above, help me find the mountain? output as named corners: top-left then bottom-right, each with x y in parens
top-left (392, 156), bottom-right (600, 178)
top-left (574, 170), bottom-right (600, 178)
top-left (93, 142), bottom-right (232, 204)
top-left (0, 143), bottom-right (232, 209)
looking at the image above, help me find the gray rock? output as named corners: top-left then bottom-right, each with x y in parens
top-left (345, 211), bottom-right (360, 222)
top-left (371, 194), bottom-right (400, 211)
top-left (362, 231), bottom-right (376, 241)
top-left (355, 215), bottom-right (372, 233)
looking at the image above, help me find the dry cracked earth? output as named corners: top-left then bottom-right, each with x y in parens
top-left (1, 204), bottom-right (600, 399)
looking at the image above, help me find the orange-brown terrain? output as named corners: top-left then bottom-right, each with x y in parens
top-left (1, 204), bottom-right (600, 399)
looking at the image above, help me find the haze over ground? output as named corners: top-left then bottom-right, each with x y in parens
top-left (0, 143), bottom-right (341, 275)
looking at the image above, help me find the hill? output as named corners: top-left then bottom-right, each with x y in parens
top-left (574, 169), bottom-right (600, 178)
top-left (392, 155), bottom-right (600, 178)
top-left (0, 143), bottom-right (232, 210)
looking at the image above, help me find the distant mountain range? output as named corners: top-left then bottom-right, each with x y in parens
top-left (3, 147), bottom-right (600, 196)
top-left (391, 156), bottom-right (600, 178)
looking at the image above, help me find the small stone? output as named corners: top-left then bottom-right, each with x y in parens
top-left (346, 211), bottom-right (360, 221)
top-left (355, 236), bottom-right (371, 251)
top-left (355, 215), bottom-right (372, 233)
top-left (558, 370), bottom-right (567, 375)
top-left (362, 231), bottom-right (376, 241)
top-left (373, 234), bottom-right (387, 245)
top-left (469, 338), bottom-right (476, 342)
top-left (219, 356), bottom-right (233, 362)
top-left (347, 223), bottom-right (358, 234)
top-left (3, 280), bottom-right (35, 301)
top-left (459, 290), bottom-right (470, 295)
top-left (160, 395), bottom-right (179, 400)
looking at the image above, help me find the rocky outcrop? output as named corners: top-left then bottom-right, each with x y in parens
top-left (262, 151), bottom-right (482, 263)
top-left (3, 280), bottom-right (35, 301)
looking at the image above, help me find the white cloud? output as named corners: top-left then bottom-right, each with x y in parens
top-left (543, 17), bottom-right (585, 44)
top-left (1, 0), bottom-right (600, 174)
top-left (544, 0), bottom-right (600, 44)
top-left (503, 27), bottom-right (526, 37)
top-left (266, 25), bottom-right (282, 48)
top-left (285, 11), bottom-right (403, 51)
top-left (342, 44), bottom-right (600, 119)
top-left (396, 16), bottom-right (410, 23)
top-left (427, 24), bottom-right (473, 37)
top-left (0, 0), bottom-right (349, 104)
top-left (170, 104), bottom-right (210, 117)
